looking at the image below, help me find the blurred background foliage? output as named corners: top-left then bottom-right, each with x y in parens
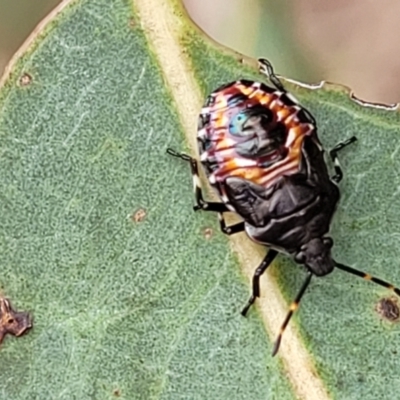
top-left (1, 0), bottom-right (400, 101)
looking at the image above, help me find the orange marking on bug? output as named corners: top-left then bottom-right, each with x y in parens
top-left (237, 83), bottom-right (256, 97)
top-left (364, 274), bottom-right (372, 281)
top-left (215, 137), bottom-right (235, 152)
top-left (219, 158), bottom-right (245, 175)
top-left (257, 90), bottom-right (278, 102)
top-left (277, 107), bottom-right (292, 121)
top-left (212, 110), bottom-right (227, 129)
top-left (214, 95), bottom-right (228, 110)
top-left (250, 88), bottom-right (271, 101)
top-left (260, 96), bottom-right (274, 107)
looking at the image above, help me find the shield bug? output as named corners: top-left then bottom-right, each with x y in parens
top-left (167, 59), bottom-right (400, 355)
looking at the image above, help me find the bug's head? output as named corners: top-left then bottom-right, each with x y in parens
top-left (295, 237), bottom-right (335, 276)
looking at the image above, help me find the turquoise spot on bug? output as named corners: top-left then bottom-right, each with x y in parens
top-left (229, 111), bottom-right (248, 135)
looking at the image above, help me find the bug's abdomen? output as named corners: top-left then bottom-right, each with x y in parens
top-left (197, 80), bottom-right (317, 200)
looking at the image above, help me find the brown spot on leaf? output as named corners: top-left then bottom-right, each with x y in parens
top-left (132, 208), bottom-right (146, 223)
top-left (129, 18), bottom-right (136, 29)
top-left (376, 297), bottom-right (400, 322)
top-left (203, 227), bottom-right (213, 240)
top-left (19, 73), bottom-right (32, 86)
top-left (0, 297), bottom-right (32, 345)
top-left (113, 388), bottom-right (121, 397)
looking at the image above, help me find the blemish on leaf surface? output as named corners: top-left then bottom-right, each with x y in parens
top-left (376, 297), bottom-right (400, 321)
top-left (0, 297), bottom-right (32, 345)
top-left (203, 227), bottom-right (213, 239)
top-left (19, 72), bottom-right (32, 86)
top-left (132, 208), bottom-right (146, 223)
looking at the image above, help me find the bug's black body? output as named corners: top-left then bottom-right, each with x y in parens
top-left (167, 59), bottom-right (400, 356)
top-left (213, 135), bottom-right (339, 277)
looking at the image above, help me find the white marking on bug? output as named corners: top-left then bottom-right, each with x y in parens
top-left (221, 193), bottom-right (230, 203)
top-left (286, 128), bottom-right (298, 147)
top-left (200, 151), bottom-right (209, 162)
top-left (291, 107), bottom-right (302, 123)
top-left (227, 204), bottom-right (236, 212)
top-left (232, 157), bottom-right (257, 168)
top-left (193, 174), bottom-right (201, 191)
top-left (269, 99), bottom-right (278, 109)
top-left (306, 123), bottom-right (314, 134)
top-left (209, 174), bottom-right (216, 185)
top-left (197, 128), bottom-right (207, 139)
top-left (276, 109), bottom-right (288, 122)
top-left (284, 113), bottom-right (296, 125)
top-left (284, 92), bottom-right (299, 104)
top-left (293, 105), bottom-right (301, 113)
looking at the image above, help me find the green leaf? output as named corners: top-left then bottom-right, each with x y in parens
top-left (0, 0), bottom-right (294, 399)
top-left (2, 0), bottom-right (400, 399)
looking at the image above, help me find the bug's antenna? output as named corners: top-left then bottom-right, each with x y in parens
top-left (272, 272), bottom-right (312, 356)
top-left (335, 262), bottom-right (400, 296)
top-left (166, 148), bottom-right (193, 162)
top-left (258, 58), bottom-right (286, 93)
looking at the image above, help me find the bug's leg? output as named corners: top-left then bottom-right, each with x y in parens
top-left (329, 136), bottom-right (357, 183)
top-left (167, 148), bottom-right (228, 211)
top-left (258, 58), bottom-right (286, 93)
top-left (167, 148), bottom-right (245, 236)
top-left (241, 249), bottom-right (279, 316)
top-left (272, 272), bottom-right (313, 356)
top-left (218, 213), bottom-right (245, 235)
top-left (335, 262), bottom-right (400, 296)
